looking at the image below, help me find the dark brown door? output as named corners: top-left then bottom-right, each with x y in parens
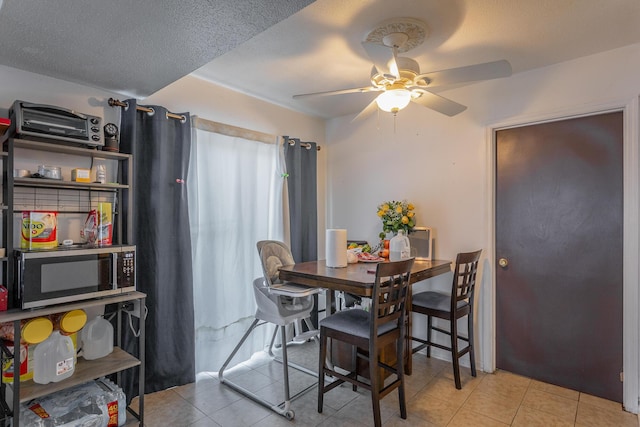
top-left (495, 112), bottom-right (623, 402)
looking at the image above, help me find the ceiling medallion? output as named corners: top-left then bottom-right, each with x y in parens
top-left (364, 18), bottom-right (428, 53)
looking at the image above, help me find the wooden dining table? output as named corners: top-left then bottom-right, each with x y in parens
top-left (279, 258), bottom-right (452, 375)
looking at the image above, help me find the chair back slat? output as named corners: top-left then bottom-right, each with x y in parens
top-left (371, 258), bottom-right (414, 336)
top-left (451, 250), bottom-right (482, 309)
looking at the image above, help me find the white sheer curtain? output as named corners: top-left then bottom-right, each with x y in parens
top-left (188, 128), bottom-right (284, 373)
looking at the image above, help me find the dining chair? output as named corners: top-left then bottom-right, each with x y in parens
top-left (410, 249), bottom-right (482, 389)
top-left (317, 258), bottom-right (414, 427)
top-left (218, 240), bottom-right (321, 420)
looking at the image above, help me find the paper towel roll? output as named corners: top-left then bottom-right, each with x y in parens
top-left (326, 229), bottom-right (347, 268)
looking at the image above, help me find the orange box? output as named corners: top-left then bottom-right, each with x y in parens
top-left (71, 168), bottom-right (91, 182)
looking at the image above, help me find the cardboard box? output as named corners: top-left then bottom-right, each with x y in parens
top-left (71, 168), bottom-right (91, 182)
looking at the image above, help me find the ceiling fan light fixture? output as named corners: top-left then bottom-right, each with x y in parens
top-left (376, 88), bottom-right (411, 113)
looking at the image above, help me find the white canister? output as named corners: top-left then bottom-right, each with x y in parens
top-left (389, 230), bottom-right (411, 261)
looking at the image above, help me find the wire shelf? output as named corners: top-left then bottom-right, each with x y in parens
top-left (12, 187), bottom-right (117, 213)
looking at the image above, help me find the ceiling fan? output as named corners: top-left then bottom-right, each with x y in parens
top-left (293, 18), bottom-right (512, 118)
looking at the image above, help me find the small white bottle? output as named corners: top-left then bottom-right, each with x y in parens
top-left (389, 230), bottom-right (411, 261)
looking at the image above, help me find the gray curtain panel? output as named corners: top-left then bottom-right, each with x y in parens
top-left (119, 99), bottom-right (195, 400)
top-left (284, 137), bottom-right (317, 262)
top-left (284, 137), bottom-right (318, 324)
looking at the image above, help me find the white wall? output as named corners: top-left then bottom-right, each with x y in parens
top-left (325, 42), bottom-right (640, 411)
top-left (326, 42), bottom-right (640, 260)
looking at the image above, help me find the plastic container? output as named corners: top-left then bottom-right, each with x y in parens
top-left (389, 230), bottom-right (411, 261)
top-left (37, 165), bottom-right (62, 180)
top-left (21, 211), bottom-right (58, 249)
top-left (53, 309), bottom-right (87, 350)
top-left (2, 341), bottom-right (33, 383)
top-left (80, 315), bottom-right (114, 360)
top-left (32, 330), bottom-right (76, 384)
top-left (55, 309), bottom-right (87, 335)
top-left (0, 316), bottom-right (53, 344)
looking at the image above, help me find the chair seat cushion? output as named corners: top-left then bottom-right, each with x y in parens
top-left (412, 291), bottom-right (469, 313)
top-left (319, 309), bottom-right (395, 339)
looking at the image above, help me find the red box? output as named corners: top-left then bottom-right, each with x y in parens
top-left (0, 286), bottom-right (7, 311)
top-left (0, 118), bottom-right (9, 137)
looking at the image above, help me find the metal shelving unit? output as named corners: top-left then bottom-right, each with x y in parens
top-left (0, 292), bottom-right (146, 426)
top-left (0, 137), bottom-right (142, 426)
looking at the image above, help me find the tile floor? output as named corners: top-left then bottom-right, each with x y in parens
top-left (130, 342), bottom-right (639, 426)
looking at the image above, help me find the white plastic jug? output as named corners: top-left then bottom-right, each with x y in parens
top-left (389, 230), bottom-right (411, 261)
top-left (81, 315), bottom-right (114, 360)
top-left (33, 330), bottom-right (76, 384)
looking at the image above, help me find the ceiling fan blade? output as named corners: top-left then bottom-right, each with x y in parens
top-left (351, 98), bottom-right (379, 123)
top-left (419, 59), bottom-right (512, 88)
top-left (411, 90), bottom-right (467, 117)
top-left (361, 41), bottom-right (398, 78)
top-left (293, 86), bottom-right (378, 99)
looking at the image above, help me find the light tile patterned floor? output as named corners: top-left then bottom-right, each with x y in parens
top-left (130, 342), bottom-right (639, 426)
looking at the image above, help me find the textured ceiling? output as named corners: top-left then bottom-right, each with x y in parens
top-left (0, 0), bottom-right (314, 98)
top-left (193, 0), bottom-right (640, 119)
top-left (0, 0), bottom-right (639, 119)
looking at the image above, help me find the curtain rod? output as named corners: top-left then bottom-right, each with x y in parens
top-left (193, 116), bottom-right (274, 144)
top-left (283, 136), bottom-right (319, 151)
top-left (108, 98), bottom-right (320, 150)
top-left (108, 98), bottom-right (186, 121)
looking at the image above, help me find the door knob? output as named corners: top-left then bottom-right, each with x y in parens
top-left (498, 258), bottom-right (509, 268)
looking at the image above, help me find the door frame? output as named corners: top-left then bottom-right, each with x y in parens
top-left (481, 97), bottom-right (640, 413)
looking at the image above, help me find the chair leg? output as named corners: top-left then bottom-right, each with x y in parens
top-left (267, 325), bottom-right (279, 358)
top-left (369, 344), bottom-right (382, 427)
top-left (280, 326), bottom-right (291, 401)
top-left (426, 315), bottom-right (432, 358)
top-left (318, 329), bottom-right (327, 413)
top-left (397, 333), bottom-right (407, 420)
top-left (451, 317), bottom-right (462, 390)
top-left (351, 346), bottom-right (358, 392)
top-left (218, 318), bottom-right (260, 381)
top-left (468, 312), bottom-right (477, 377)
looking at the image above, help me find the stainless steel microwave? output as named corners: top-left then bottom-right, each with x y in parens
top-left (9, 100), bottom-right (104, 147)
top-left (14, 245), bottom-right (135, 309)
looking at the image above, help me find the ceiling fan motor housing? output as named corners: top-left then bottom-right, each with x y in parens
top-left (370, 57), bottom-right (420, 88)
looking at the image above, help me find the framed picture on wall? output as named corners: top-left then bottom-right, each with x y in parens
top-left (408, 227), bottom-right (433, 260)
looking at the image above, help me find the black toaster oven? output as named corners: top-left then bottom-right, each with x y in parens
top-left (9, 100), bottom-right (103, 147)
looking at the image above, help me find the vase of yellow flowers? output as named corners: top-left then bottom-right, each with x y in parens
top-left (377, 200), bottom-right (416, 239)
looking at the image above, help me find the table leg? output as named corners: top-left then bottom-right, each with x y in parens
top-left (326, 289), bottom-right (336, 315)
top-left (405, 289), bottom-right (413, 375)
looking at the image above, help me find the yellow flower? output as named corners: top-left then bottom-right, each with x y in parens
top-left (377, 200), bottom-right (417, 236)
